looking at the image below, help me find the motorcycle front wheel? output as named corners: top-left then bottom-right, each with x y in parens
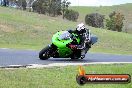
top-left (39, 45), bottom-right (51, 60)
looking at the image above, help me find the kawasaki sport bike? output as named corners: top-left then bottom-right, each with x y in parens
top-left (39, 31), bottom-right (98, 60)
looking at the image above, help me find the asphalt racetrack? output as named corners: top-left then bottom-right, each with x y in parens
top-left (0, 49), bottom-right (132, 67)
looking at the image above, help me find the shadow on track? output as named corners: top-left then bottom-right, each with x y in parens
top-left (46, 58), bottom-right (93, 63)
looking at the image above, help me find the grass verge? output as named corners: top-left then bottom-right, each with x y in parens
top-left (0, 64), bottom-right (132, 88)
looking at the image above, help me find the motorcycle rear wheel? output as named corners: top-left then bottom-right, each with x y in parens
top-left (70, 50), bottom-right (81, 60)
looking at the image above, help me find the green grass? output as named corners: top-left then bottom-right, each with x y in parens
top-left (90, 28), bottom-right (132, 55)
top-left (0, 64), bottom-right (132, 88)
top-left (0, 5), bottom-right (132, 55)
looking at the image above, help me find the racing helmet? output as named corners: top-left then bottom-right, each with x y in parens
top-left (76, 23), bottom-right (86, 33)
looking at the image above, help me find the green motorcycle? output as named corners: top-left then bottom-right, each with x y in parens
top-left (39, 31), bottom-right (97, 60)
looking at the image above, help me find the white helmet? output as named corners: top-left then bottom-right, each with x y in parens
top-left (76, 23), bottom-right (85, 31)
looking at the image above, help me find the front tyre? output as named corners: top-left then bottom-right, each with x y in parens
top-left (39, 45), bottom-right (51, 60)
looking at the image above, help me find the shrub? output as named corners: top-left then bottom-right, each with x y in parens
top-left (64, 9), bottom-right (79, 21)
top-left (85, 13), bottom-right (105, 28)
top-left (106, 11), bottom-right (125, 32)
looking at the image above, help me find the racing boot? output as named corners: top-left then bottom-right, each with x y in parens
top-left (80, 50), bottom-right (86, 59)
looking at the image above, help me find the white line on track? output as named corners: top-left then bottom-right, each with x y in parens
top-left (0, 62), bottom-right (132, 69)
top-left (1, 48), bottom-right (9, 49)
top-left (27, 62), bottom-right (132, 68)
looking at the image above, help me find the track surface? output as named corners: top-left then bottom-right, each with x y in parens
top-left (0, 49), bottom-right (132, 66)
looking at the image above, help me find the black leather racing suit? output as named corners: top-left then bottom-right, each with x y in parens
top-left (68, 28), bottom-right (91, 57)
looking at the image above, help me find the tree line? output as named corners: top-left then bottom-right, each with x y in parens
top-left (0, 0), bottom-right (124, 32)
top-left (0, 0), bottom-right (79, 21)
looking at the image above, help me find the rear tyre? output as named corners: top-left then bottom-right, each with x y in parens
top-left (39, 45), bottom-right (51, 60)
top-left (70, 54), bottom-right (79, 60)
top-left (70, 50), bottom-right (81, 60)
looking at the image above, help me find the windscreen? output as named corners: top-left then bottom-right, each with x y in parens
top-left (59, 31), bottom-right (71, 40)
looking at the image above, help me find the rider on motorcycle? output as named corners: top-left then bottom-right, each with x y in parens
top-left (68, 23), bottom-right (91, 59)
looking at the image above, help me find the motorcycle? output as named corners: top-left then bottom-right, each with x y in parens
top-left (39, 31), bottom-right (98, 60)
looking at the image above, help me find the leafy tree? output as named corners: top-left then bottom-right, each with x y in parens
top-left (32, 0), bottom-right (61, 16)
top-left (32, 0), bottom-right (43, 13)
top-left (61, 0), bottom-right (71, 19)
top-left (16, 0), bottom-right (27, 10)
top-left (106, 11), bottom-right (125, 32)
top-left (22, 0), bottom-right (27, 10)
top-left (26, 0), bottom-right (34, 7)
top-left (41, 0), bottom-right (49, 14)
top-left (48, 0), bottom-right (61, 16)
